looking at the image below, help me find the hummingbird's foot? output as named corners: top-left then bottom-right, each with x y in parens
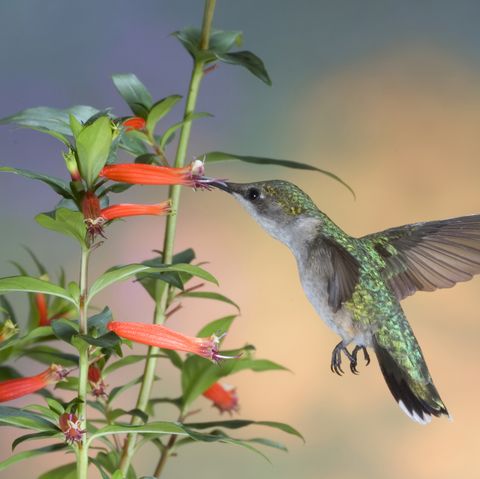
top-left (350, 345), bottom-right (371, 374)
top-left (330, 342), bottom-right (356, 376)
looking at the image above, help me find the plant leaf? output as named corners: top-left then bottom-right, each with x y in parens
top-left (0, 406), bottom-right (57, 431)
top-left (76, 116), bottom-right (112, 188)
top-left (50, 318), bottom-right (78, 344)
top-left (146, 95), bottom-right (182, 135)
top-left (12, 430), bottom-right (60, 451)
top-left (0, 105), bottom-right (100, 135)
top-left (0, 166), bottom-right (72, 198)
top-left (217, 51), bottom-right (271, 85)
top-left (87, 264), bottom-right (154, 303)
top-left (87, 422), bottom-right (188, 446)
top-left (21, 345), bottom-right (78, 366)
top-left (181, 354), bottom-right (288, 408)
top-left (196, 315), bottom-right (237, 338)
top-left (38, 463), bottom-right (77, 479)
top-left (112, 73), bottom-right (153, 117)
top-left (36, 208), bottom-right (88, 249)
top-left (180, 292), bottom-right (239, 311)
top-left (204, 151), bottom-right (355, 198)
top-left (0, 444), bottom-right (66, 471)
top-left (185, 419), bottom-right (304, 441)
top-left (79, 332), bottom-right (120, 349)
top-left (0, 276), bottom-right (76, 305)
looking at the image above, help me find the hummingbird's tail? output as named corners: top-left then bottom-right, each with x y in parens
top-left (372, 336), bottom-right (449, 424)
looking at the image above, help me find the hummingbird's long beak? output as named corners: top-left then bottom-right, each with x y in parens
top-left (209, 180), bottom-right (235, 193)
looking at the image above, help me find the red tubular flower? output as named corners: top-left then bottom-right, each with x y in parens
top-left (107, 321), bottom-right (232, 362)
top-left (59, 413), bottom-right (86, 444)
top-left (203, 382), bottom-right (239, 415)
top-left (123, 116), bottom-right (146, 132)
top-left (0, 364), bottom-right (68, 402)
top-left (35, 293), bottom-right (50, 326)
top-left (99, 159), bottom-right (215, 189)
top-left (100, 200), bottom-right (171, 220)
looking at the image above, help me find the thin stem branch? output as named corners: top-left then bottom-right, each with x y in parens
top-left (118, 0), bottom-right (217, 474)
top-left (76, 247), bottom-right (90, 479)
top-left (154, 434), bottom-right (178, 477)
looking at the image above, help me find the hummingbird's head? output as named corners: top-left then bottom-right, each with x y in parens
top-left (212, 180), bottom-right (321, 244)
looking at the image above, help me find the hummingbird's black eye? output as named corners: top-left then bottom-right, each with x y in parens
top-left (246, 187), bottom-right (261, 201)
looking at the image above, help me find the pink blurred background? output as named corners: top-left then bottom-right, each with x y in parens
top-left (1, 1), bottom-right (480, 478)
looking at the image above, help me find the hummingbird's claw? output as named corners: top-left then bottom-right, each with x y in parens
top-left (331, 343), bottom-right (371, 376)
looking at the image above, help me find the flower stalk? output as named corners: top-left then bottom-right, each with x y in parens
top-left (118, 0), bottom-right (217, 474)
top-left (76, 247), bottom-right (90, 479)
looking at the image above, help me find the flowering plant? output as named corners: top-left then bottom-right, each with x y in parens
top-left (0, 1), bottom-right (348, 477)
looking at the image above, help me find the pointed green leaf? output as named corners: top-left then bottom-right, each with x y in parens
top-left (0, 105), bottom-right (100, 136)
top-left (204, 151), bottom-right (355, 198)
top-left (196, 315), bottom-right (237, 338)
top-left (185, 419), bottom-right (304, 441)
top-left (87, 307), bottom-right (112, 336)
top-left (180, 292), bottom-right (240, 311)
top-left (69, 114), bottom-right (83, 138)
top-left (12, 430), bottom-right (60, 451)
top-left (79, 331), bottom-right (120, 349)
top-left (146, 95), bottom-right (182, 135)
top-left (173, 28), bottom-right (242, 61)
top-left (217, 51), bottom-right (271, 85)
top-left (87, 264), bottom-right (153, 303)
top-left (181, 354), bottom-right (288, 408)
top-left (50, 318), bottom-right (78, 344)
top-left (38, 463), bottom-right (77, 479)
top-left (0, 166), bottom-right (72, 198)
top-left (0, 444), bottom-right (66, 471)
top-left (87, 421), bottom-right (187, 446)
top-left (162, 264), bottom-right (218, 285)
top-left (45, 397), bottom-right (64, 415)
top-left (0, 276), bottom-right (76, 305)
top-left (76, 116), bottom-right (112, 188)
top-left (112, 73), bottom-right (153, 117)
top-left (21, 345), bottom-right (78, 366)
top-left (35, 208), bottom-right (87, 249)
top-left (0, 406), bottom-right (57, 431)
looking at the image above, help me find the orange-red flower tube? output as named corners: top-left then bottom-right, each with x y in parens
top-left (0, 364), bottom-right (68, 402)
top-left (101, 201), bottom-right (171, 220)
top-left (107, 321), bottom-right (231, 362)
top-left (100, 163), bottom-right (195, 186)
top-left (203, 382), bottom-right (239, 414)
top-left (35, 293), bottom-right (50, 327)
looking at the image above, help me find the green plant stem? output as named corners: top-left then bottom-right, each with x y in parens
top-left (77, 247), bottom-right (90, 479)
top-left (118, 1), bottom-right (217, 475)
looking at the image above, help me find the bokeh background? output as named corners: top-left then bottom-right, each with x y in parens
top-left (1, 1), bottom-right (480, 478)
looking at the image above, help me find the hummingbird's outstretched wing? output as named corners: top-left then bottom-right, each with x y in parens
top-left (362, 214), bottom-right (480, 300)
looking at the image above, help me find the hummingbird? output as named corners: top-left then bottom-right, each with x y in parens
top-left (211, 179), bottom-right (480, 424)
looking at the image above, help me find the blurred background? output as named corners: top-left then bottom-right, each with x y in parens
top-left (1, 1), bottom-right (480, 478)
